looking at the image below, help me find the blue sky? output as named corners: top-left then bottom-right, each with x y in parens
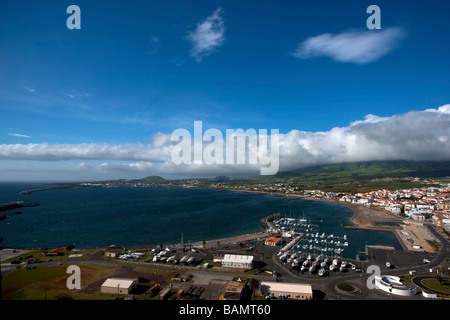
top-left (1, 0), bottom-right (450, 180)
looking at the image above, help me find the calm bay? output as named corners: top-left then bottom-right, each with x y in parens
top-left (0, 183), bottom-right (401, 258)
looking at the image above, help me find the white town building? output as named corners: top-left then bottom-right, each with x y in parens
top-left (221, 254), bottom-right (254, 269)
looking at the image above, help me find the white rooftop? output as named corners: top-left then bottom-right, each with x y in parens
top-left (261, 281), bottom-right (313, 295)
top-left (101, 278), bottom-right (136, 289)
top-left (223, 254), bottom-right (254, 263)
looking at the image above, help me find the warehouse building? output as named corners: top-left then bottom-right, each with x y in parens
top-left (260, 281), bottom-right (313, 300)
top-left (221, 254), bottom-right (254, 269)
top-left (101, 278), bottom-right (137, 295)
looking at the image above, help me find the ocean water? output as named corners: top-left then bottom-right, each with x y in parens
top-left (0, 183), bottom-right (401, 258)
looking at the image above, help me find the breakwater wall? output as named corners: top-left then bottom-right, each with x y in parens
top-left (259, 212), bottom-right (283, 230)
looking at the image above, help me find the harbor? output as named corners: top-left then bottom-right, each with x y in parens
top-left (269, 214), bottom-right (358, 277)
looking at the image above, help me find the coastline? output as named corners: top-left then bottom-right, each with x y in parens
top-left (226, 188), bottom-right (404, 231)
top-left (2, 187), bottom-right (406, 252)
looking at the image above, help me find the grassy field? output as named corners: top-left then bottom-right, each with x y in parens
top-left (2, 264), bottom-right (118, 300)
top-left (2, 262), bottom-right (176, 300)
top-left (401, 273), bottom-right (450, 296)
top-left (421, 277), bottom-right (450, 294)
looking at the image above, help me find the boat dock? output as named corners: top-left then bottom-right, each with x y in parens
top-left (270, 213), bottom-right (357, 275)
top-left (280, 235), bottom-right (305, 252)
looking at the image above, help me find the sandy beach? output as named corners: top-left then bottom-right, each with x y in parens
top-left (229, 189), bottom-right (404, 230)
top-left (300, 196), bottom-right (404, 230)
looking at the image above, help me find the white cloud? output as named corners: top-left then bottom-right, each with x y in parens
top-left (425, 104), bottom-right (450, 113)
top-left (23, 87), bottom-right (36, 93)
top-left (7, 133), bottom-right (31, 138)
top-left (0, 142), bottom-right (170, 162)
top-left (0, 105), bottom-right (449, 180)
top-left (186, 7), bottom-right (226, 61)
top-left (292, 27), bottom-right (406, 64)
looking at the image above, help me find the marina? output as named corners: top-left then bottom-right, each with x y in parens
top-left (271, 215), bottom-right (359, 276)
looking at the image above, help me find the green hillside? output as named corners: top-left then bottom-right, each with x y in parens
top-left (271, 160), bottom-right (450, 192)
top-left (132, 161), bottom-right (450, 193)
top-left (199, 160), bottom-right (450, 193)
top-left (276, 160), bottom-right (450, 182)
top-left (138, 176), bottom-right (169, 184)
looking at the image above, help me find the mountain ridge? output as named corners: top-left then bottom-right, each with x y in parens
top-left (139, 160), bottom-right (450, 184)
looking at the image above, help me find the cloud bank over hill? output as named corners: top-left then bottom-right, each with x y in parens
top-left (1, 105), bottom-right (449, 180)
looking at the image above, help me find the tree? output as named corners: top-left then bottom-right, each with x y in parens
top-left (248, 278), bottom-right (260, 291)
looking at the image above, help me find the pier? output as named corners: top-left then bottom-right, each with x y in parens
top-left (0, 201), bottom-right (40, 213)
top-left (19, 185), bottom-right (77, 195)
top-left (259, 212), bottom-right (283, 230)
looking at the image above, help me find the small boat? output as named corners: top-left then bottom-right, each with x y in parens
top-left (329, 264), bottom-right (336, 271)
top-left (319, 268), bottom-right (326, 276)
top-left (180, 255), bottom-right (189, 263)
top-left (280, 254), bottom-right (289, 262)
top-left (186, 257), bottom-right (195, 264)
